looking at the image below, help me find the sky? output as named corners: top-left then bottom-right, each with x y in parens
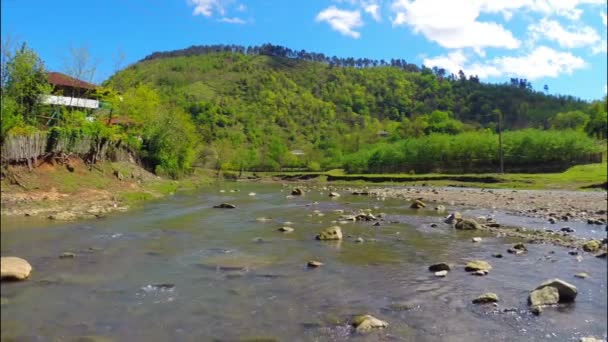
top-left (2, 0), bottom-right (607, 100)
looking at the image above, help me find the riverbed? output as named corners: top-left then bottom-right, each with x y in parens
top-left (1, 183), bottom-right (607, 341)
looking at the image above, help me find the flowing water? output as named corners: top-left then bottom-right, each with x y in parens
top-left (1, 183), bottom-right (607, 341)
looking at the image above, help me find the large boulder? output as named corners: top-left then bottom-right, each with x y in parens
top-left (316, 226), bottom-right (343, 240)
top-left (455, 218), bottom-right (481, 230)
top-left (1, 257), bottom-right (32, 281)
top-left (529, 286), bottom-right (560, 306)
top-left (535, 279), bottom-right (577, 302)
top-left (291, 188), bottom-right (304, 196)
top-left (351, 315), bottom-right (388, 332)
top-left (464, 260), bottom-right (492, 272)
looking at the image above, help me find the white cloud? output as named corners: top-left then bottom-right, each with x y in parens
top-left (424, 46), bottom-right (587, 80)
top-left (219, 17), bottom-right (246, 24)
top-left (236, 4), bottom-right (246, 12)
top-left (528, 18), bottom-right (600, 48)
top-left (602, 11), bottom-right (607, 26)
top-left (189, 0), bottom-right (226, 17)
top-left (591, 40), bottom-right (607, 54)
top-left (316, 6), bottom-right (363, 38)
top-left (423, 50), bottom-right (468, 73)
top-left (364, 3), bottom-right (381, 21)
top-left (391, 0), bottom-right (521, 50)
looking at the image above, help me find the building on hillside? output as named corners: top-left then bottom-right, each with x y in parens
top-left (41, 72), bottom-right (99, 110)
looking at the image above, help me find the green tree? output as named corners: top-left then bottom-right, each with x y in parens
top-left (3, 43), bottom-right (52, 124)
top-left (551, 111), bottom-right (590, 131)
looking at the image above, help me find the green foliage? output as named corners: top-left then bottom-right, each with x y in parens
top-left (343, 130), bottom-right (602, 173)
top-left (551, 111), bottom-right (590, 130)
top-left (3, 43), bottom-right (52, 124)
top-left (141, 106), bottom-right (198, 179)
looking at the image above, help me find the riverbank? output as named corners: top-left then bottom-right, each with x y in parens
top-left (263, 162), bottom-right (608, 191)
top-left (0, 159), bottom-right (214, 221)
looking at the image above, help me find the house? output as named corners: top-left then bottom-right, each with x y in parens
top-left (41, 72), bottom-right (99, 109)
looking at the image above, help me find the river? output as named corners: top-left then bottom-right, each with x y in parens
top-left (1, 183), bottom-right (606, 341)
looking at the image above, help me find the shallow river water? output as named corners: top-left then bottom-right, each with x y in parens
top-left (1, 183), bottom-right (607, 341)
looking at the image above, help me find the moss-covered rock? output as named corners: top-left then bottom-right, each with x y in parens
top-left (316, 226), bottom-right (343, 240)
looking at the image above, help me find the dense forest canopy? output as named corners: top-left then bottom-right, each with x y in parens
top-left (2, 42), bottom-right (606, 177)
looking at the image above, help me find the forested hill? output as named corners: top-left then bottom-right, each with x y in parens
top-left (112, 44), bottom-right (590, 131)
top-left (103, 44), bottom-right (605, 173)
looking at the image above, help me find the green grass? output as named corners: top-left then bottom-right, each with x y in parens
top-left (261, 163), bottom-right (607, 190)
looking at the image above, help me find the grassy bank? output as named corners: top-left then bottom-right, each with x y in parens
top-left (260, 162), bottom-right (607, 190)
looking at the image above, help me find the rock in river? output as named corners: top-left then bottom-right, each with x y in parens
top-left (435, 270), bottom-right (448, 277)
top-left (410, 200), bottom-right (426, 209)
top-left (444, 212), bottom-right (462, 224)
top-left (582, 240), bottom-right (602, 252)
top-left (278, 227), bottom-right (294, 233)
top-left (534, 279), bottom-right (577, 302)
top-left (213, 203), bottom-right (236, 209)
top-left (291, 188), bottom-right (304, 196)
top-left (307, 260), bottom-right (323, 268)
top-left (529, 286), bottom-right (560, 306)
top-left (316, 226), bottom-right (343, 240)
top-left (455, 218), bottom-right (481, 230)
top-left (351, 315), bottom-right (388, 332)
top-left (472, 293), bottom-right (499, 304)
top-left (465, 260), bottom-right (492, 272)
top-left (329, 192), bottom-right (340, 198)
top-left (428, 263), bottom-right (451, 272)
top-left (1, 257), bottom-right (32, 281)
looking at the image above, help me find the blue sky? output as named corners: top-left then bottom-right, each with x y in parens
top-left (2, 0), bottom-right (607, 100)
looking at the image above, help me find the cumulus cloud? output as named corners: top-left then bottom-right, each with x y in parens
top-left (316, 6), bottom-right (363, 38)
top-left (364, 3), bottom-right (381, 21)
top-left (391, 0), bottom-right (521, 50)
top-left (424, 46), bottom-right (587, 80)
top-left (602, 11), bottom-right (607, 26)
top-left (390, 0), bottom-right (607, 50)
top-left (528, 18), bottom-right (600, 48)
top-left (189, 0), bottom-right (225, 17)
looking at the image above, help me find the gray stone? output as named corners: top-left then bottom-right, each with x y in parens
top-left (351, 315), bottom-right (388, 332)
top-left (535, 279), bottom-right (577, 303)
top-left (1, 257), bottom-right (32, 281)
top-left (316, 226), bottom-right (343, 240)
top-left (455, 218), bottom-right (481, 230)
top-left (410, 200), bottom-right (426, 209)
top-left (444, 212), bottom-right (462, 224)
top-left (529, 286), bottom-right (560, 306)
top-left (472, 293), bottom-right (499, 304)
top-left (213, 203), bottom-right (236, 209)
top-left (428, 263), bottom-right (451, 272)
top-left (465, 260), bottom-right (492, 272)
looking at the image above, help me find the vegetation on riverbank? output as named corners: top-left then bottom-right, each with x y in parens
top-left (261, 162), bottom-right (608, 190)
top-left (1, 42), bottom-right (606, 179)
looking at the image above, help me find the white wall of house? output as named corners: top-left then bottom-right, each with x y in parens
top-left (41, 95), bottom-right (99, 109)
